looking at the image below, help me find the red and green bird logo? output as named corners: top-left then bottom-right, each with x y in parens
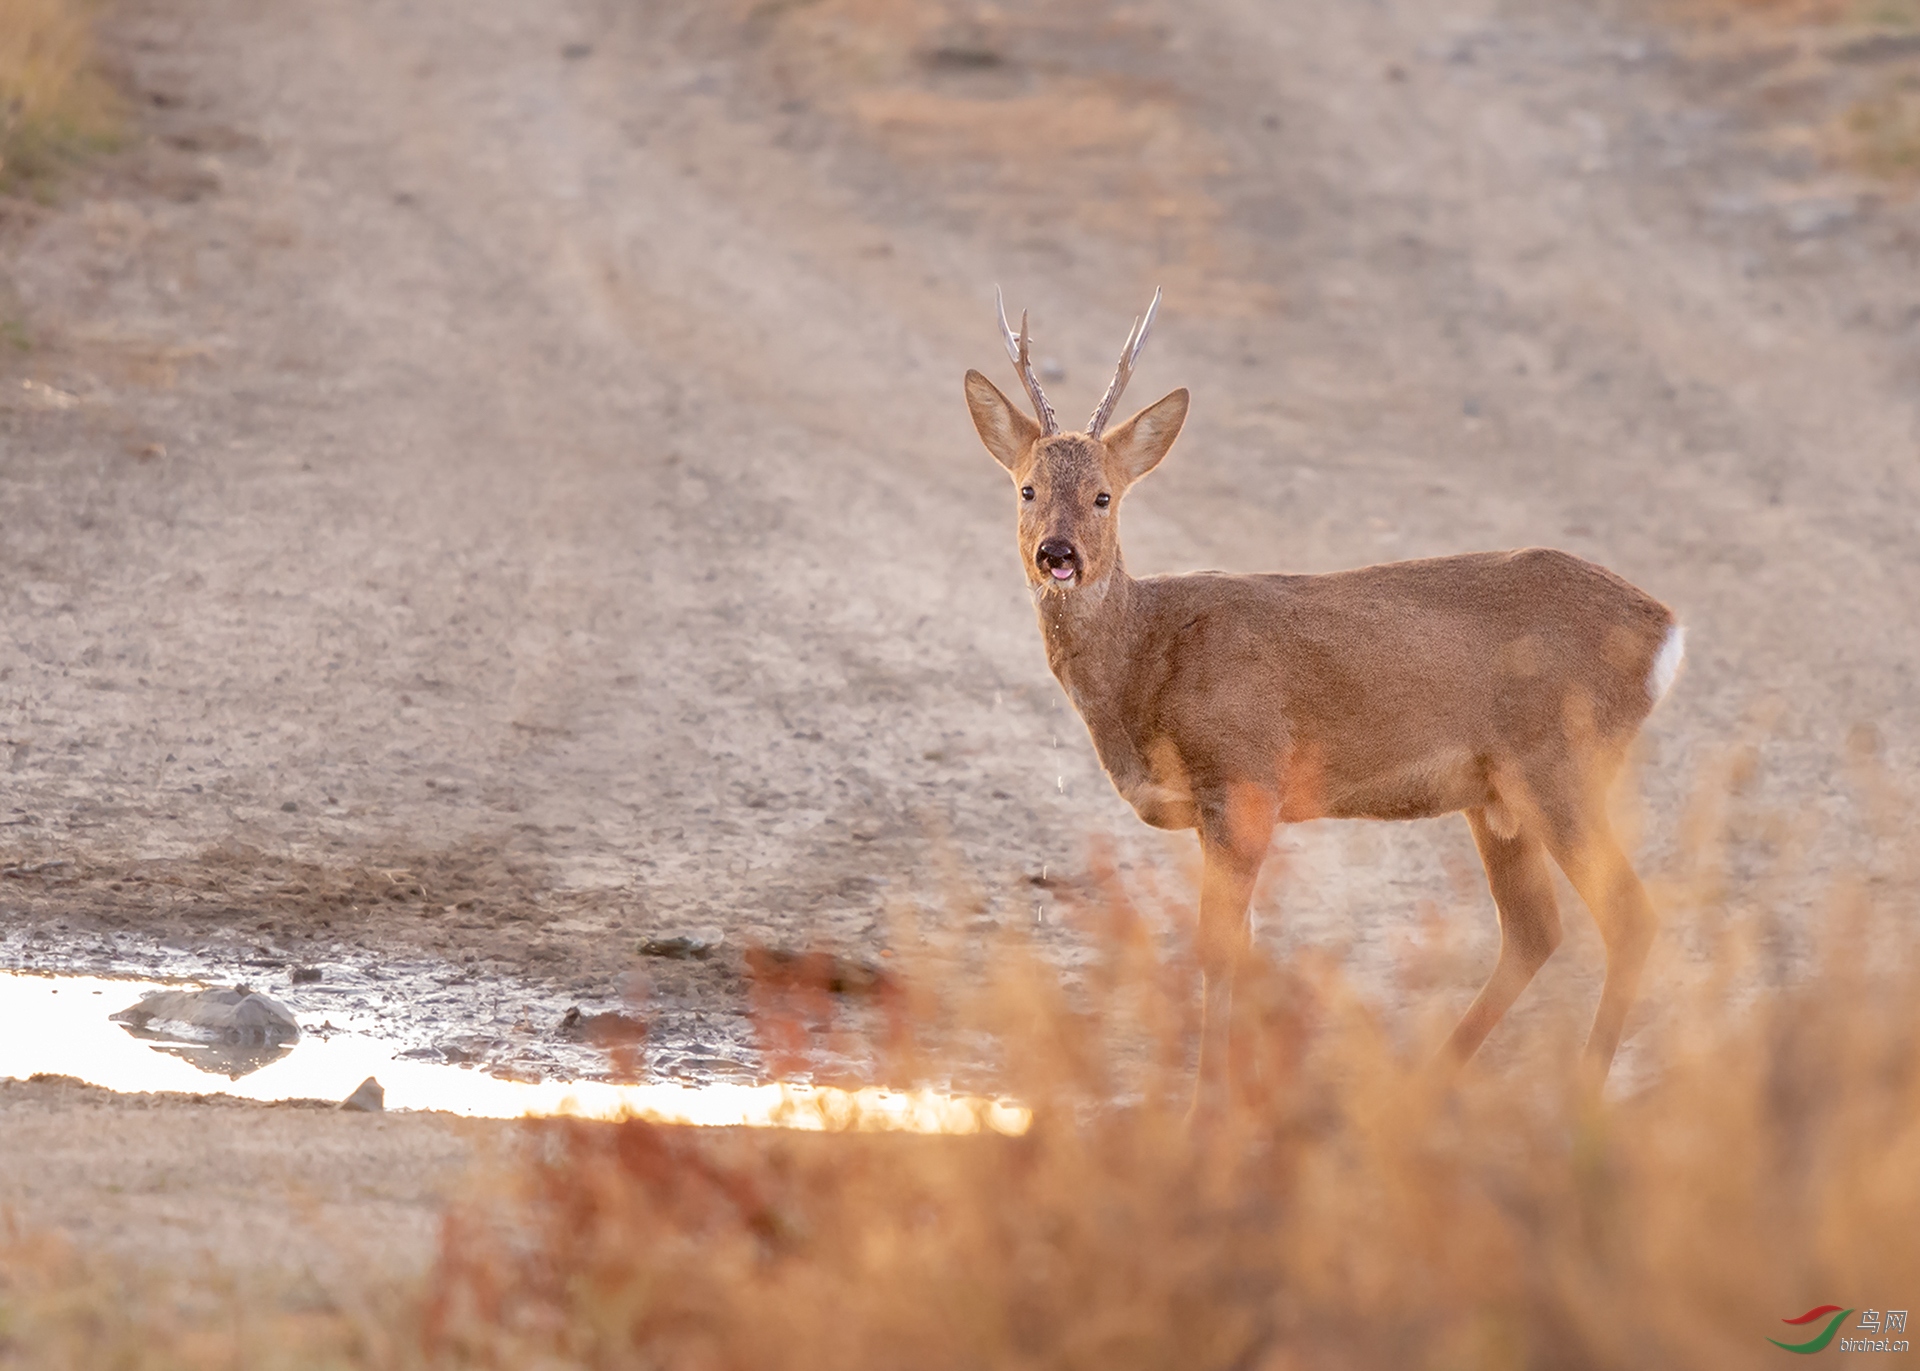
top-left (1769, 1306), bottom-right (1854, 1354)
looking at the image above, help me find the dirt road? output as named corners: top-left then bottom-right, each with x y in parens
top-left (4, 0), bottom-right (1920, 1266)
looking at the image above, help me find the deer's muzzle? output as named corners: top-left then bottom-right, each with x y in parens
top-left (1036, 537), bottom-right (1079, 583)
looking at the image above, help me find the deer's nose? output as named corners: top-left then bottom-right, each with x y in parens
top-left (1036, 538), bottom-right (1078, 570)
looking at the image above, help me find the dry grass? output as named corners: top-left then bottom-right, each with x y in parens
top-left (1842, 0), bottom-right (1920, 23)
top-left (417, 865), bottom-right (1920, 1370)
top-left (0, 0), bottom-right (118, 197)
top-left (1844, 80), bottom-right (1920, 175)
top-left (1664, 0), bottom-right (1920, 180)
top-left (5, 807), bottom-right (1919, 1368)
top-left (0, 1225), bottom-right (397, 1370)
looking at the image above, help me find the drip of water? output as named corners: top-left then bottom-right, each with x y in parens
top-left (0, 971), bottom-right (1029, 1135)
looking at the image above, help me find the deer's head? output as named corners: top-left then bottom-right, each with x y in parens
top-left (965, 290), bottom-right (1188, 596)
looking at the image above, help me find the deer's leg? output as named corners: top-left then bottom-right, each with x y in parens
top-left (1539, 804), bottom-right (1658, 1080)
top-left (1193, 789), bottom-right (1277, 1114)
top-left (1438, 807), bottom-right (1564, 1069)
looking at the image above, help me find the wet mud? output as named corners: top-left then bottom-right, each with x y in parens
top-left (0, 969), bottom-right (1024, 1131)
top-left (0, 915), bottom-right (760, 1088)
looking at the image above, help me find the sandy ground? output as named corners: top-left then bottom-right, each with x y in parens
top-left (0, 1074), bottom-right (485, 1284)
top-left (5, 0), bottom-right (1920, 1278)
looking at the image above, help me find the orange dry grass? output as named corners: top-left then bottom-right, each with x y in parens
top-left (0, 0), bottom-right (117, 195)
top-left (1845, 84), bottom-right (1920, 177)
top-left (3, 823), bottom-right (1917, 1368)
top-left (0, 1225), bottom-right (396, 1370)
top-left (423, 864), bottom-right (1920, 1370)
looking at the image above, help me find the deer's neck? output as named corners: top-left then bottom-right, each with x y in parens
top-left (1033, 560), bottom-right (1142, 715)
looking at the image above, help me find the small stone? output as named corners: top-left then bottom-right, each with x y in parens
top-left (291, 966), bottom-right (324, 984)
top-left (340, 1077), bottom-right (384, 1112)
top-left (558, 1006), bottom-right (648, 1045)
top-left (638, 926), bottom-right (724, 959)
top-left (280, 800), bottom-right (298, 812)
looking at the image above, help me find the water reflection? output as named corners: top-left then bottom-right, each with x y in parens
top-left (114, 1023), bottom-right (295, 1079)
top-left (0, 971), bottom-right (1029, 1135)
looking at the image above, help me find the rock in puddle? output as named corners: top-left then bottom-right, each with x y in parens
top-left (437, 1035), bottom-right (502, 1065)
top-left (110, 985), bottom-right (301, 1045)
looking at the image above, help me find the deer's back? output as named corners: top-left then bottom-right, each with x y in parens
top-left (1126, 548), bottom-right (1675, 821)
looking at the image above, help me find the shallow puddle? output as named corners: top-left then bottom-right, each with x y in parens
top-left (0, 921), bottom-right (770, 1086)
top-left (0, 971), bottom-right (1028, 1135)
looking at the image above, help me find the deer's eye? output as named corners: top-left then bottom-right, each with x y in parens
top-left (1094, 492), bottom-right (1111, 509)
top-left (1020, 486), bottom-right (1035, 501)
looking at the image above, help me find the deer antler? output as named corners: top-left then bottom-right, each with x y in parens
top-left (996, 286), bottom-right (1059, 436)
top-left (1086, 287), bottom-right (1163, 438)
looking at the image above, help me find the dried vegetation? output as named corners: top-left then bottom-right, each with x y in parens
top-left (419, 852), bottom-right (1920, 1371)
top-left (1686, 0), bottom-right (1920, 179)
top-left (0, 0), bottom-right (117, 197)
top-left (4, 790), bottom-right (1918, 1370)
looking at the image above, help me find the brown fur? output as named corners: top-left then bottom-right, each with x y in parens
top-left (965, 366), bottom-right (1678, 1103)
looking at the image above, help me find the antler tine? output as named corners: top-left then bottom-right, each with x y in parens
top-left (995, 285), bottom-right (1059, 436)
top-left (1086, 286), bottom-right (1163, 438)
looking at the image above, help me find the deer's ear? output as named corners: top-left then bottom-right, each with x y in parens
top-left (965, 370), bottom-right (1041, 474)
top-left (1103, 388), bottom-right (1188, 482)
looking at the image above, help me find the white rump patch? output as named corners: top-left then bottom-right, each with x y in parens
top-left (1647, 624), bottom-right (1686, 706)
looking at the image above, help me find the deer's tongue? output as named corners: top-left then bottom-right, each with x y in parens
top-left (1051, 565), bottom-right (1075, 581)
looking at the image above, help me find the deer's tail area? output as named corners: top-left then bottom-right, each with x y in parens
top-left (1646, 622), bottom-right (1686, 708)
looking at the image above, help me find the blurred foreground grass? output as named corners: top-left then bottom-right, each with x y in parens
top-left (4, 824), bottom-right (1917, 1370)
top-left (0, 0), bottom-right (117, 197)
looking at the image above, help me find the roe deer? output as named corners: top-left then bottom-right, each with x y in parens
top-left (965, 289), bottom-right (1683, 1104)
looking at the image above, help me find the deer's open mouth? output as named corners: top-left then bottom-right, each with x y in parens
top-left (1036, 538), bottom-right (1079, 586)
